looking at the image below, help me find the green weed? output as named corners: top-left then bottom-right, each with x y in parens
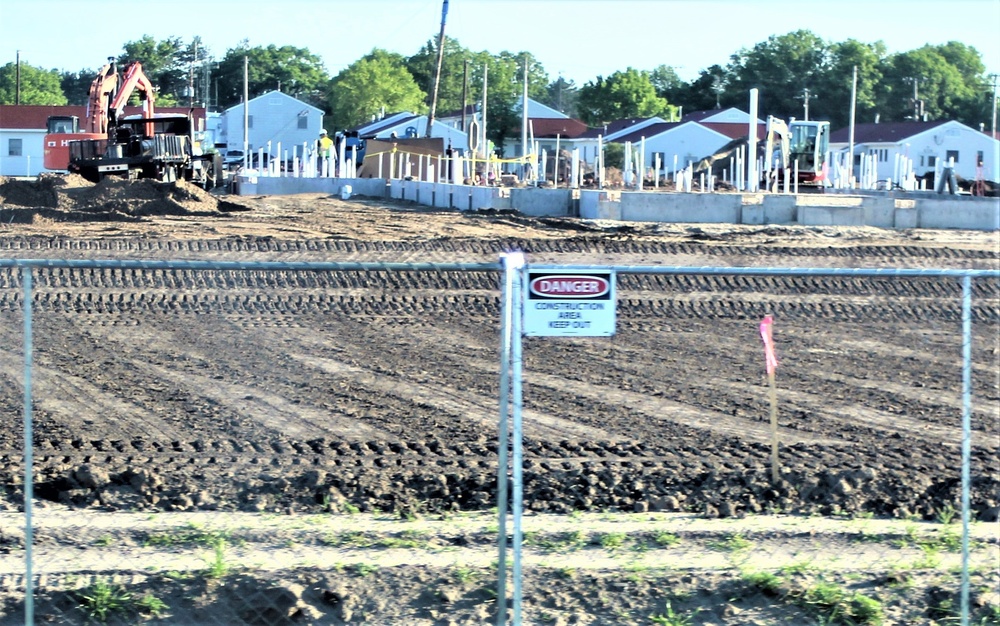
top-left (649, 600), bottom-right (696, 625)
top-left (134, 593), bottom-right (168, 618)
top-left (204, 539), bottom-right (229, 579)
top-left (76, 580), bottom-right (131, 623)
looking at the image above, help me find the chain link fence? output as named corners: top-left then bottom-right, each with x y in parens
top-left (0, 258), bottom-right (997, 625)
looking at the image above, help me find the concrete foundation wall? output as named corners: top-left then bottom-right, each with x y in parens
top-left (237, 176), bottom-right (1000, 231)
top-left (799, 206), bottom-right (865, 226)
top-left (580, 191), bottom-right (622, 220)
top-left (509, 188), bottom-right (573, 217)
top-left (621, 192), bottom-right (742, 223)
top-left (917, 197), bottom-right (1000, 230)
top-left (859, 197), bottom-right (895, 229)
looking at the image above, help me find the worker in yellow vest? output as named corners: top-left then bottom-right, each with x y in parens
top-left (319, 129), bottom-right (334, 176)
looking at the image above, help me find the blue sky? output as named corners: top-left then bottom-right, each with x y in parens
top-left (2, 0), bottom-right (998, 86)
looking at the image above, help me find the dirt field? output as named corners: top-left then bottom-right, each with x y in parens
top-left (0, 175), bottom-right (997, 625)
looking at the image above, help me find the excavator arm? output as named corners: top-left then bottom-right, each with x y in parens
top-left (108, 62), bottom-right (157, 138)
top-left (764, 115), bottom-right (790, 191)
top-left (86, 60), bottom-right (119, 135)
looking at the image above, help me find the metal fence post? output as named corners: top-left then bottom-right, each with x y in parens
top-left (511, 259), bottom-right (525, 626)
top-left (960, 275), bottom-right (973, 626)
top-left (22, 266), bottom-right (34, 626)
top-left (496, 252), bottom-right (523, 626)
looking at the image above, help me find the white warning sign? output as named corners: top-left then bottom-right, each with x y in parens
top-left (523, 271), bottom-right (616, 337)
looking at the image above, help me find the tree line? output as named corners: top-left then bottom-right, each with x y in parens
top-left (1, 31), bottom-right (995, 150)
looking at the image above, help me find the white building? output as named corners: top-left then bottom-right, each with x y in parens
top-left (829, 120), bottom-right (1000, 183)
top-left (614, 121), bottom-right (734, 177)
top-left (220, 91), bottom-right (324, 157)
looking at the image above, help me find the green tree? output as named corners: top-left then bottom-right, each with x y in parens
top-left (541, 75), bottom-right (579, 118)
top-left (814, 39), bottom-right (887, 127)
top-left (0, 62), bottom-right (67, 105)
top-left (60, 68), bottom-right (99, 106)
top-left (405, 36), bottom-right (472, 115)
top-left (327, 48), bottom-right (427, 131)
top-left (469, 50), bottom-right (548, 152)
top-left (119, 35), bottom-right (187, 106)
top-left (672, 64), bottom-right (732, 115)
top-left (215, 42), bottom-right (331, 110)
top-left (878, 42), bottom-right (989, 126)
top-left (725, 30), bottom-right (830, 120)
top-left (650, 65), bottom-right (685, 110)
top-left (577, 68), bottom-right (673, 126)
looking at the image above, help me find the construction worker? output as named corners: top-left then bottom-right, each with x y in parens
top-left (318, 129), bottom-right (334, 176)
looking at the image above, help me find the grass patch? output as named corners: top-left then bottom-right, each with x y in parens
top-left (144, 523), bottom-right (237, 548)
top-left (597, 531), bottom-right (628, 550)
top-left (794, 580), bottom-right (884, 625)
top-left (706, 532), bottom-right (752, 552)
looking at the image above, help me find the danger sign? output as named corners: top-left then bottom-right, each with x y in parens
top-left (523, 271), bottom-right (616, 337)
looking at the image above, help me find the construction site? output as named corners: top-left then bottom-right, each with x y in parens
top-left (0, 170), bottom-right (997, 624)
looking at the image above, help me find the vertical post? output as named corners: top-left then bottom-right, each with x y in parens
top-left (511, 258), bottom-right (525, 626)
top-left (597, 135), bottom-right (604, 189)
top-left (482, 64), bottom-right (489, 164)
top-left (243, 56), bottom-right (249, 171)
top-left (959, 275), bottom-right (972, 626)
top-left (22, 266), bottom-right (34, 626)
top-left (495, 253), bottom-right (516, 626)
top-left (521, 57), bottom-right (529, 181)
top-left (849, 66), bottom-right (857, 184)
top-left (554, 134), bottom-right (561, 186)
top-left (748, 88), bottom-right (759, 192)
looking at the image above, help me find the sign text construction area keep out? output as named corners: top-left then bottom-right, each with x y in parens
top-left (523, 271), bottom-right (616, 337)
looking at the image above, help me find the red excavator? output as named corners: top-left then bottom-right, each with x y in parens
top-left (43, 58), bottom-right (221, 187)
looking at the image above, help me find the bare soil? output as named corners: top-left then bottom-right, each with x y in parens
top-left (0, 175), bottom-right (997, 625)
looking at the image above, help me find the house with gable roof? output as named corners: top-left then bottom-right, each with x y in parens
top-left (220, 90), bottom-right (323, 158)
top-left (829, 120), bottom-right (999, 183)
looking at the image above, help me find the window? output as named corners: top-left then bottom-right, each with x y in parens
top-left (927, 156), bottom-right (937, 167)
top-left (298, 116), bottom-right (308, 130)
top-left (868, 148), bottom-right (888, 162)
top-left (945, 150), bottom-right (959, 164)
top-left (8, 138), bottom-right (22, 156)
top-left (247, 115), bottom-right (253, 129)
top-left (652, 152), bottom-right (666, 169)
top-left (977, 151), bottom-right (984, 166)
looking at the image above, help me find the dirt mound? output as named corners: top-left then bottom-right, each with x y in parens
top-left (0, 175), bottom-right (64, 208)
top-left (0, 175), bottom-right (243, 222)
top-left (70, 177), bottom-right (222, 216)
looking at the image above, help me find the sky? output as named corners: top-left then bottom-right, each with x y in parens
top-left (2, 0), bottom-right (999, 88)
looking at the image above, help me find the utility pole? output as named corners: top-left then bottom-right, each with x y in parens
top-left (991, 73), bottom-right (998, 138)
top-left (905, 77), bottom-right (923, 120)
top-left (461, 59), bottom-right (468, 132)
top-left (426, 0), bottom-right (449, 137)
top-left (797, 88), bottom-right (815, 121)
top-left (189, 40), bottom-right (198, 108)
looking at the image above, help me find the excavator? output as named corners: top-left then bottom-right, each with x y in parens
top-left (43, 58), bottom-right (221, 187)
top-left (764, 115), bottom-right (830, 190)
